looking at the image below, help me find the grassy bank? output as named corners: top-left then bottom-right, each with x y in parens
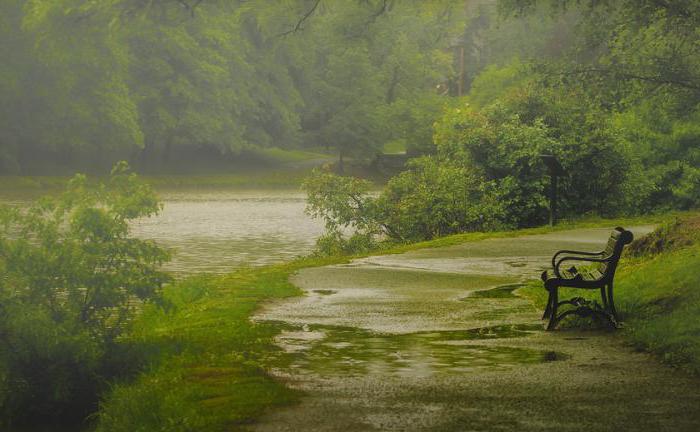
top-left (143, 169), bottom-right (312, 190)
top-left (379, 211), bottom-right (691, 254)
top-left (95, 257), bottom-right (349, 432)
top-left (0, 169), bottom-right (313, 193)
top-left (93, 211), bottom-right (697, 430)
top-left (0, 148), bottom-right (334, 193)
top-left (518, 214), bottom-right (700, 375)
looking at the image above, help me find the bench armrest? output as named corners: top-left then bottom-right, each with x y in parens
top-left (551, 249), bottom-right (604, 269)
top-left (554, 256), bottom-right (612, 279)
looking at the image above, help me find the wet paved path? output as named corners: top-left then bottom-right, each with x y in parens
top-left (251, 227), bottom-right (700, 431)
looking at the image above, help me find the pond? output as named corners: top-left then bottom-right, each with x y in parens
top-left (132, 189), bottom-right (324, 274)
top-left (0, 188), bottom-right (325, 275)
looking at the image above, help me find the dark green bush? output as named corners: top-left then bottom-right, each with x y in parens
top-left (0, 162), bottom-right (171, 427)
top-left (303, 83), bottom-right (638, 248)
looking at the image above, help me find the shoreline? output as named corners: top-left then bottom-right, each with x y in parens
top-left (95, 212), bottom-right (700, 429)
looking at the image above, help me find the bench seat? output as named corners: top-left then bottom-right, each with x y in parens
top-left (541, 227), bottom-right (633, 330)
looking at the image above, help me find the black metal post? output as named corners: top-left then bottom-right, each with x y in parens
top-left (539, 155), bottom-right (565, 227)
top-left (550, 174), bottom-right (557, 226)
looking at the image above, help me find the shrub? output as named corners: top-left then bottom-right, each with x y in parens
top-left (0, 162), bottom-right (171, 426)
top-left (376, 157), bottom-right (507, 241)
top-left (303, 82), bottom-right (641, 248)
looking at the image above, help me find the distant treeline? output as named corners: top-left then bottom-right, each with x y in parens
top-left (0, 0), bottom-right (473, 174)
top-left (1, 0), bottom-right (698, 213)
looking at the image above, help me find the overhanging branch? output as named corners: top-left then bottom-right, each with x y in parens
top-left (276, 0), bottom-right (322, 37)
top-left (552, 67), bottom-right (700, 92)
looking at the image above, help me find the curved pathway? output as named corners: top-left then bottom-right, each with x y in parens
top-left (251, 227), bottom-right (700, 431)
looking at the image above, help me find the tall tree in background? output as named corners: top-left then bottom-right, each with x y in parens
top-left (0, 0), bottom-right (465, 174)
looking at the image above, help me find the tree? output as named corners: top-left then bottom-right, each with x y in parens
top-left (498, 0), bottom-right (700, 101)
top-left (0, 0), bottom-right (466, 173)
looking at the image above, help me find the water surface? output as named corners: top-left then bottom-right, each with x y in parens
top-left (130, 189), bottom-right (324, 274)
top-left (0, 188), bottom-right (324, 275)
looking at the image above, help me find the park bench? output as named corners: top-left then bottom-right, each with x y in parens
top-left (540, 227), bottom-right (634, 330)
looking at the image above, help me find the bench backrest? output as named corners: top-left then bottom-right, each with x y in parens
top-left (597, 227), bottom-right (634, 281)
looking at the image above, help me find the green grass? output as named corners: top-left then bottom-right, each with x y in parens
top-left (0, 169), bottom-right (312, 193)
top-left (0, 147), bottom-right (333, 192)
top-left (96, 257), bottom-right (348, 432)
top-left (95, 211), bottom-right (699, 430)
top-left (382, 139), bottom-right (407, 154)
top-left (245, 147), bottom-right (331, 165)
top-left (378, 211), bottom-right (689, 255)
top-left (517, 214), bottom-right (700, 375)
top-left (0, 176), bottom-right (71, 191)
top-left (142, 169), bottom-right (313, 189)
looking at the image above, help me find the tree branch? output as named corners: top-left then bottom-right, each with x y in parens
top-left (553, 67), bottom-right (700, 92)
top-left (276, 0), bottom-right (322, 37)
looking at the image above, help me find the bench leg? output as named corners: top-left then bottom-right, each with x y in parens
top-left (542, 290), bottom-right (553, 319)
top-left (607, 282), bottom-right (618, 320)
top-left (546, 288), bottom-right (559, 331)
top-left (600, 286), bottom-right (609, 310)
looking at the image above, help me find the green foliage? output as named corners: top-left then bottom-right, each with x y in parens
top-left (467, 61), bottom-right (530, 108)
top-left (303, 87), bottom-right (636, 246)
top-left (0, 0), bottom-right (465, 174)
top-left (433, 101), bottom-right (557, 227)
top-left (95, 261), bottom-right (328, 431)
top-left (498, 1), bottom-right (700, 97)
top-left (614, 101), bottom-right (700, 211)
top-left (301, 0), bottom-right (699, 245)
top-left (0, 162), bottom-right (170, 426)
top-left (303, 168), bottom-right (376, 233)
top-left (376, 157), bottom-right (505, 241)
top-left (303, 168), bottom-right (386, 253)
top-left (492, 0), bottom-right (700, 214)
top-left (497, 84), bottom-right (634, 216)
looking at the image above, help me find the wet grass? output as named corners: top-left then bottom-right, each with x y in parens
top-left (0, 148), bottom-right (332, 193)
top-left (95, 257), bottom-right (349, 432)
top-left (143, 169), bottom-right (313, 189)
top-left (94, 212), bottom-right (699, 429)
top-left (518, 214), bottom-right (700, 375)
top-left (378, 211), bottom-right (693, 255)
top-left (0, 169), bottom-right (314, 193)
top-left (465, 283), bottom-right (524, 299)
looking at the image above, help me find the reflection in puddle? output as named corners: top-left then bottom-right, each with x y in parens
top-left (270, 324), bottom-right (559, 378)
top-left (464, 283), bottom-right (525, 299)
top-left (312, 289), bottom-right (337, 296)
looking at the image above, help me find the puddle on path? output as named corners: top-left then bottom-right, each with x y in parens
top-left (257, 266), bottom-right (535, 333)
top-left (267, 324), bottom-right (554, 378)
top-left (464, 283), bottom-right (525, 299)
top-left (248, 226), bottom-right (700, 432)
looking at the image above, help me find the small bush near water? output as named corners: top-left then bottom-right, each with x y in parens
top-left (0, 162), bottom-right (170, 428)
